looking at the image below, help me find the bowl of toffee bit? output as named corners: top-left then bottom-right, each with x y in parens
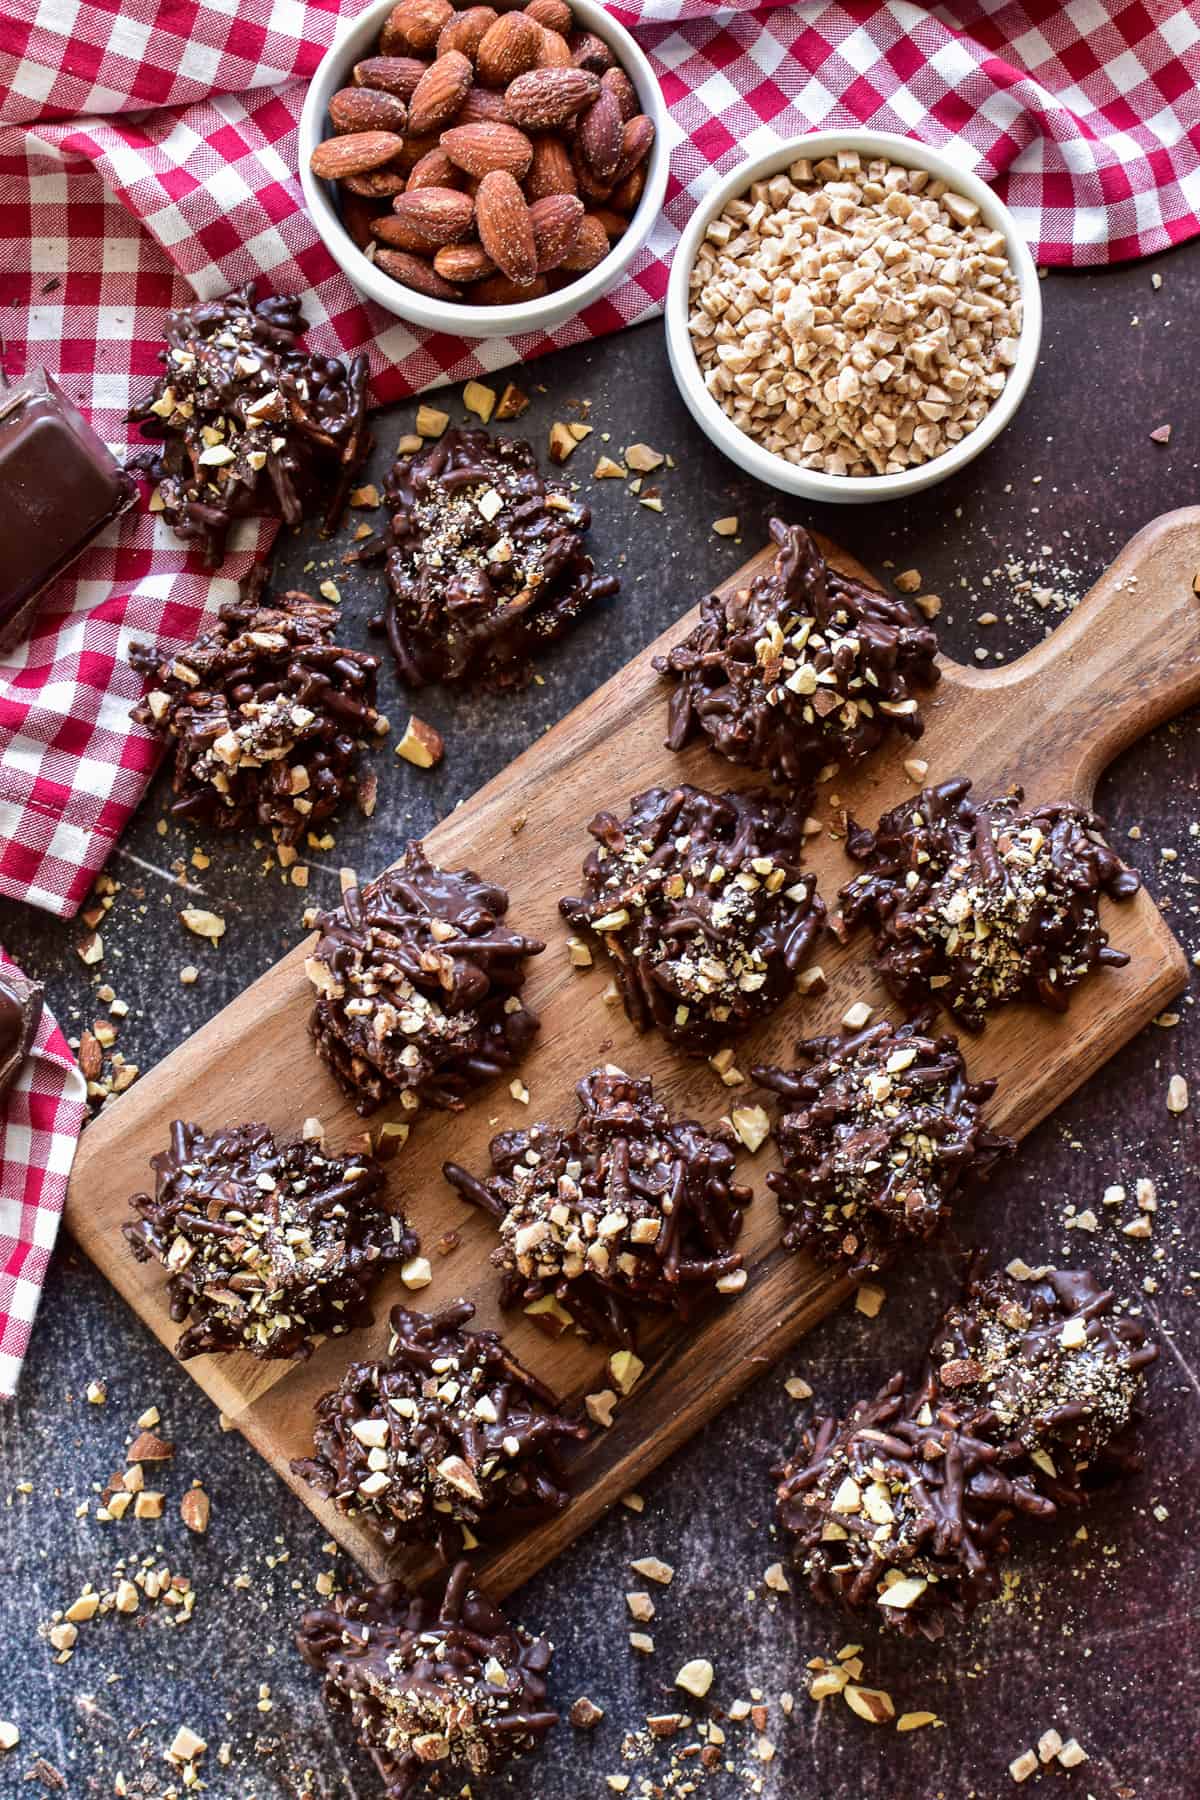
top-left (665, 130), bottom-right (1042, 502)
top-left (300, 0), bottom-right (668, 337)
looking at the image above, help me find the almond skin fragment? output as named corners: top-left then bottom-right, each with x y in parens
top-left (310, 130), bottom-right (406, 181)
top-left (475, 169), bottom-right (537, 285)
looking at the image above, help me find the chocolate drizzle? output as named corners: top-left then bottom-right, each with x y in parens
top-left (559, 784), bottom-right (825, 1054)
top-left (123, 1120), bottom-right (413, 1360)
top-left (754, 1015), bottom-right (1011, 1281)
top-left (296, 1563), bottom-right (557, 1800)
top-left (380, 428), bottom-right (619, 689)
top-left (445, 1067), bottom-right (752, 1346)
top-left (130, 574), bottom-right (383, 844)
top-left (292, 1299), bottom-right (587, 1554)
top-left (129, 283), bottom-right (370, 568)
top-left (655, 519), bottom-right (939, 792)
top-left (839, 776), bottom-right (1139, 1030)
top-left (307, 844), bottom-right (544, 1118)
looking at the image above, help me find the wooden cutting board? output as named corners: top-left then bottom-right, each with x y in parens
top-left (66, 507), bottom-right (1200, 1597)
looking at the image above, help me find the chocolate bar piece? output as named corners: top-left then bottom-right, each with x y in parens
top-left (0, 372), bottom-right (134, 637)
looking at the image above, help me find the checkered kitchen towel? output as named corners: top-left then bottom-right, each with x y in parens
top-left (1, 0), bottom-right (1199, 923)
top-left (0, 961), bottom-right (87, 1397)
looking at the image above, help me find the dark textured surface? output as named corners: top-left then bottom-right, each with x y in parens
top-left (3, 247), bottom-right (1199, 1800)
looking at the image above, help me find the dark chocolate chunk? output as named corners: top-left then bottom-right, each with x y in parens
top-left (379, 428), bottom-right (619, 689)
top-left (307, 844), bottom-right (544, 1118)
top-left (297, 1562), bottom-right (557, 1800)
top-left (776, 1373), bottom-right (1053, 1639)
top-left (559, 784), bottom-right (824, 1054)
top-left (655, 519), bottom-right (939, 791)
top-left (128, 283), bottom-right (370, 568)
top-left (754, 1015), bottom-right (1011, 1282)
top-left (130, 573), bottom-right (384, 845)
top-left (0, 964), bottom-right (43, 1100)
top-left (838, 776), bottom-right (1139, 1030)
top-left (445, 1067), bottom-right (752, 1346)
top-left (292, 1298), bottom-right (587, 1554)
top-left (925, 1262), bottom-right (1158, 1501)
top-left (0, 371), bottom-right (135, 640)
top-left (123, 1120), bottom-right (412, 1360)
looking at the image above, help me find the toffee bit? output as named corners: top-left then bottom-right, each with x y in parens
top-left (292, 1298), bottom-right (586, 1555)
top-left (380, 428), bottom-right (619, 691)
top-left (560, 784), bottom-right (825, 1054)
top-left (655, 520), bottom-right (939, 791)
top-left (445, 1067), bottom-right (752, 1347)
top-left (123, 1120), bottom-right (412, 1361)
top-left (840, 775), bottom-right (1139, 1031)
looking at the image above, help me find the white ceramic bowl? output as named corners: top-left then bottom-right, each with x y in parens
top-left (299, 0), bottom-right (669, 339)
top-left (664, 130), bottom-right (1042, 504)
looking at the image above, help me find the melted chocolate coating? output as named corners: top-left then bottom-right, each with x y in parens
top-left (776, 1373), bottom-right (1054, 1639)
top-left (297, 1563), bottom-right (557, 1800)
top-left (292, 1299), bottom-right (587, 1554)
top-left (129, 284), bottom-right (370, 568)
top-left (380, 429), bottom-right (619, 689)
top-left (123, 1120), bottom-right (412, 1360)
top-left (839, 776), bottom-right (1139, 1030)
top-left (559, 784), bottom-right (825, 1054)
top-left (130, 574), bottom-right (383, 844)
top-left (655, 519), bottom-right (939, 791)
top-left (308, 844), bottom-right (544, 1118)
top-left (445, 1067), bottom-right (752, 1346)
top-left (754, 1015), bottom-right (1012, 1282)
top-left (925, 1262), bottom-right (1158, 1503)
top-left (0, 965), bottom-right (43, 1099)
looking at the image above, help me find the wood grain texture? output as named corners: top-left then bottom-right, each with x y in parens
top-left (66, 507), bottom-right (1200, 1597)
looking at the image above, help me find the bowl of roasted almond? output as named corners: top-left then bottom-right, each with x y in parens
top-left (300, 0), bottom-right (668, 336)
top-left (665, 130), bottom-right (1042, 503)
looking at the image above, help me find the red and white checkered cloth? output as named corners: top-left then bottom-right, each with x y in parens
top-left (0, 962), bottom-right (87, 1397)
top-left (0, 1), bottom-right (1197, 917)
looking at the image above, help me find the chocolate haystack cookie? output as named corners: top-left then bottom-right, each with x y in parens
top-left (292, 1299), bottom-right (587, 1554)
top-left (926, 1262), bottom-right (1158, 1502)
top-left (129, 283), bottom-right (370, 567)
top-left (839, 776), bottom-right (1139, 1030)
top-left (0, 964), bottom-right (42, 1102)
top-left (297, 1562), bottom-right (556, 1800)
top-left (776, 1372), bottom-right (1054, 1638)
top-left (655, 520), bottom-right (939, 791)
top-left (123, 1120), bottom-right (412, 1360)
top-left (754, 1015), bottom-right (1011, 1282)
top-left (380, 428), bottom-right (619, 689)
top-left (559, 784), bottom-right (824, 1054)
top-left (445, 1067), bottom-right (752, 1346)
top-left (308, 845), bottom-right (544, 1118)
top-left (130, 570), bottom-right (384, 844)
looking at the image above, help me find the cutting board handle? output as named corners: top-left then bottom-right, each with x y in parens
top-left (947, 507), bottom-right (1200, 807)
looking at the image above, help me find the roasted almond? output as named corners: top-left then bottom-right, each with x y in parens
top-left (525, 0), bottom-right (572, 33)
top-left (578, 85), bottom-right (622, 181)
top-left (353, 55), bottom-right (428, 99)
top-left (476, 11), bottom-right (544, 86)
top-left (407, 49), bottom-right (474, 133)
top-left (341, 192), bottom-right (388, 247)
top-left (180, 1487), bottom-right (210, 1534)
top-left (504, 65), bottom-right (599, 128)
top-left (611, 163), bottom-right (645, 213)
top-left (475, 168), bottom-right (537, 284)
top-left (529, 192), bottom-right (584, 270)
top-left (393, 130), bottom-right (444, 169)
top-left (385, 0), bottom-right (453, 52)
top-left (601, 65), bottom-right (638, 121)
top-left (379, 186), bottom-right (475, 249)
top-left (437, 4), bottom-right (497, 59)
top-left (440, 120), bottom-right (533, 179)
top-left (536, 26), bottom-right (573, 67)
top-left (374, 246), bottom-right (464, 299)
top-left (128, 1430), bottom-right (174, 1462)
top-left (407, 145), bottom-right (463, 189)
top-left (341, 167), bottom-right (408, 197)
top-left (527, 133), bottom-right (577, 198)
top-left (309, 130), bottom-right (406, 181)
top-left (329, 86), bottom-right (409, 135)
top-left (611, 112), bottom-right (655, 184)
top-left (560, 211), bottom-right (609, 271)
top-left (473, 271), bottom-right (548, 304)
top-left (589, 205), bottom-right (629, 238)
top-left (457, 84), bottom-right (512, 124)
top-left (433, 242), bottom-right (498, 281)
top-left (570, 29), bottom-right (614, 71)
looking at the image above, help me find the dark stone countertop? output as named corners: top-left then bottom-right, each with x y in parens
top-left (2, 245), bottom-right (1199, 1800)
